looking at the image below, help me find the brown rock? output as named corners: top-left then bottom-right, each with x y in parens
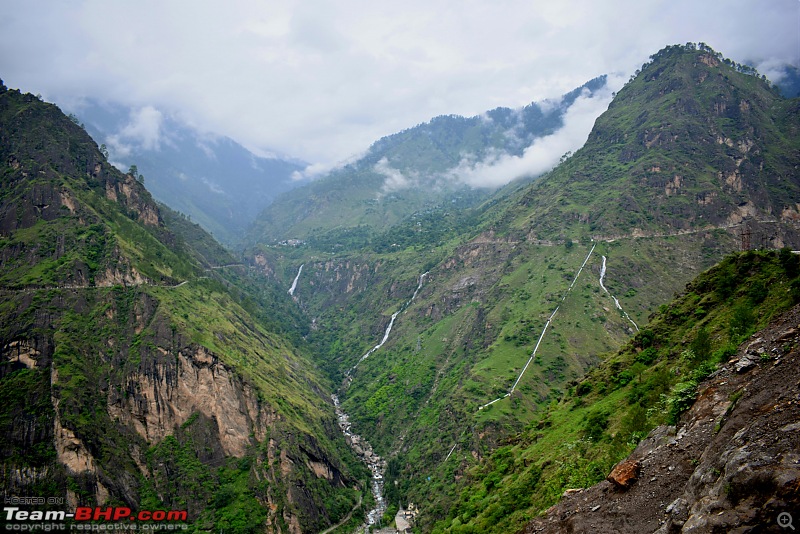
top-left (607, 459), bottom-right (640, 490)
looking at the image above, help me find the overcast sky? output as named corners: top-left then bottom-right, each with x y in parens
top-left (1, 0), bottom-right (798, 167)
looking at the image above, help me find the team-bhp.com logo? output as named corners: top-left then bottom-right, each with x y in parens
top-left (4, 507), bottom-right (188, 531)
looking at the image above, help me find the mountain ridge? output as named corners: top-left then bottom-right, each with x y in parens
top-left (246, 76), bottom-right (609, 245)
top-left (500, 43), bottom-right (800, 244)
top-left (70, 99), bottom-right (306, 246)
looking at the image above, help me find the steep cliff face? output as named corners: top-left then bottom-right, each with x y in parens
top-left (0, 81), bottom-right (366, 532)
top-left (107, 343), bottom-right (275, 457)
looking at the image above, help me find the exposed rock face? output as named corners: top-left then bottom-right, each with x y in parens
top-left (2, 286), bottom-right (354, 531)
top-left (53, 411), bottom-right (96, 474)
top-left (94, 264), bottom-right (147, 287)
top-left (522, 304), bottom-right (800, 533)
top-left (4, 339), bottom-right (40, 368)
top-left (111, 173), bottom-right (161, 227)
top-left (107, 345), bottom-right (276, 457)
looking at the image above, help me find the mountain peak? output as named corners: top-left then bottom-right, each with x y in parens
top-left (513, 44), bottom-right (800, 244)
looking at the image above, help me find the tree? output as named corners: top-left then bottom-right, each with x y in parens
top-left (128, 164), bottom-right (138, 178)
top-left (690, 327), bottom-right (711, 362)
top-left (99, 144), bottom-right (109, 159)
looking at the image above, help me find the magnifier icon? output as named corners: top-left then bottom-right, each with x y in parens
top-left (779, 512), bottom-right (795, 530)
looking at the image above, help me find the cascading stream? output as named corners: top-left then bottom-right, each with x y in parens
top-left (288, 264), bottom-right (304, 296)
top-left (599, 256), bottom-right (639, 331)
top-left (333, 272), bottom-right (429, 528)
top-left (352, 272), bottom-right (429, 368)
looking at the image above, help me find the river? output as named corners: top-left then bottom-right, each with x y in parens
top-left (332, 394), bottom-right (387, 529)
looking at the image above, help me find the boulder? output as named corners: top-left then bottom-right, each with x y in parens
top-left (607, 459), bottom-right (640, 490)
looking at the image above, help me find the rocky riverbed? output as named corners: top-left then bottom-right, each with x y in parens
top-left (332, 394), bottom-right (387, 528)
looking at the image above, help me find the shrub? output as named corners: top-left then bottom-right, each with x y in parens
top-left (790, 279), bottom-right (800, 304)
top-left (747, 280), bottom-right (768, 304)
top-left (779, 247), bottom-right (799, 278)
top-left (690, 327), bottom-right (711, 361)
top-left (667, 381), bottom-right (697, 424)
top-left (582, 410), bottom-right (610, 442)
top-left (636, 328), bottom-right (655, 349)
top-left (711, 344), bottom-right (737, 363)
top-left (635, 347), bottom-right (658, 365)
top-left (620, 403), bottom-right (649, 440)
top-left (729, 304), bottom-right (754, 343)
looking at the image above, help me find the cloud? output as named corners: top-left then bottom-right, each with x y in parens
top-left (374, 157), bottom-right (416, 195)
top-left (755, 57), bottom-right (793, 85)
top-left (121, 106), bottom-right (164, 150)
top-left (200, 176), bottom-right (225, 195)
top-left (368, 77), bottom-right (621, 194)
top-left (106, 106), bottom-right (165, 158)
top-left (1, 0), bottom-right (797, 168)
top-left (291, 162), bottom-right (335, 181)
top-left (443, 74), bottom-right (624, 188)
top-left (290, 150), bottom-right (367, 181)
top-left (196, 139), bottom-right (218, 160)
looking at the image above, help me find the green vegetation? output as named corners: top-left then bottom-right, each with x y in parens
top-left (431, 249), bottom-right (799, 532)
top-left (2, 42), bottom-right (799, 533)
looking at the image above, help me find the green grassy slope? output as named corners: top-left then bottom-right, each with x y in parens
top-left (432, 249), bottom-right (800, 533)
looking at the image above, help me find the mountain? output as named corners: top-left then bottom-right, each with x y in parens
top-left (246, 76), bottom-right (609, 245)
top-left (246, 44), bottom-right (800, 531)
top-left (4, 40), bottom-right (798, 534)
top-left (0, 81), bottom-right (369, 532)
top-left (446, 250), bottom-right (800, 533)
top-left (496, 43), bottom-right (800, 245)
top-left (774, 64), bottom-right (800, 98)
top-left (70, 100), bottom-right (305, 246)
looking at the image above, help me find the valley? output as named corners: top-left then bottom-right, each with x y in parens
top-left (2, 41), bottom-right (800, 534)
top-left (244, 43), bottom-right (800, 532)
